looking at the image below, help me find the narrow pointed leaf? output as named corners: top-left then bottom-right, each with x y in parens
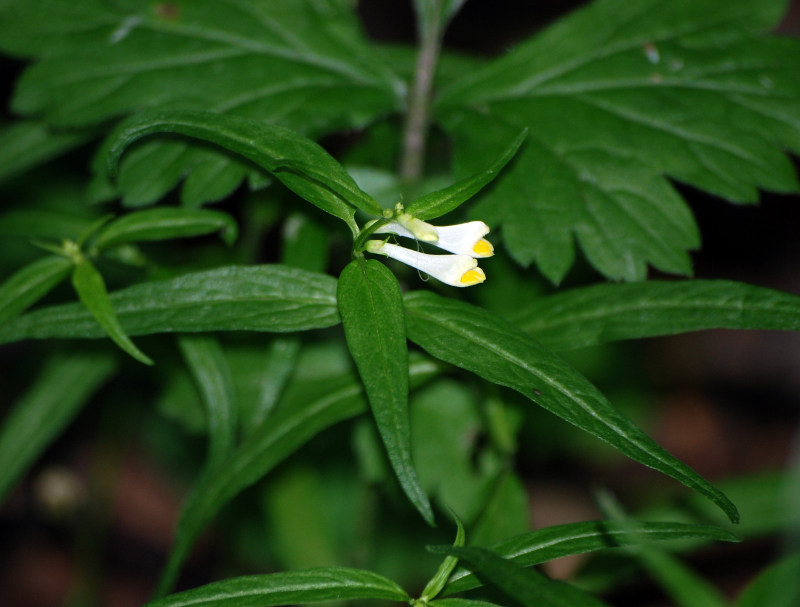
top-left (178, 335), bottom-right (237, 469)
top-left (515, 280), bottom-right (800, 351)
top-left (104, 110), bottom-right (381, 224)
top-left (404, 290), bottom-right (738, 523)
top-left (338, 259), bottom-right (433, 524)
top-left (71, 259), bottom-right (153, 365)
top-left (445, 520), bottom-right (740, 595)
top-left (406, 129), bottom-right (527, 221)
top-left (0, 265), bottom-right (340, 345)
top-left (244, 338), bottom-right (301, 432)
top-left (430, 545), bottom-right (611, 607)
top-left (432, 600), bottom-right (504, 607)
top-left (0, 255), bottom-right (72, 322)
top-left (147, 568), bottom-right (408, 607)
top-left (95, 208), bottom-right (238, 250)
top-left (0, 352), bottom-right (116, 502)
top-left (422, 515), bottom-right (466, 600)
top-left (0, 121), bottom-right (92, 183)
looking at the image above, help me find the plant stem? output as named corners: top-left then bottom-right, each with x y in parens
top-left (400, 2), bottom-right (445, 183)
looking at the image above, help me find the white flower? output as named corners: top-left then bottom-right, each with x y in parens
top-left (365, 240), bottom-right (486, 287)
top-left (376, 216), bottom-right (494, 258)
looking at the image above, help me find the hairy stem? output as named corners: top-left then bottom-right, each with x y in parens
top-left (400, 2), bottom-right (445, 183)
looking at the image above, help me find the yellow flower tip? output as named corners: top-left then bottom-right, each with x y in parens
top-left (472, 238), bottom-right (494, 257)
top-left (459, 267), bottom-right (486, 286)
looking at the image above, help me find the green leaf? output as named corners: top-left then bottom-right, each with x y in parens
top-left (413, 0), bottom-right (467, 41)
top-left (736, 552), bottom-right (800, 607)
top-left (516, 279), bottom-right (800, 351)
top-left (178, 335), bottom-right (237, 469)
top-left (1, 0), bottom-right (402, 206)
top-left (430, 545), bottom-right (611, 607)
top-left (0, 255), bottom-right (72, 322)
top-left (0, 121), bottom-right (91, 183)
top-left (337, 259), bottom-right (433, 524)
top-left (445, 520), bottom-right (739, 595)
top-left (281, 212), bottom-right (330, 274)
top-left (156, 373), bottom-right (367, 596)
top-left (95, 207), bottom-right (238, 250)
top-left (404, 290), bottom-right (739, 523)
top-left (71, 258), bottom-right (153, 365)
top-left (421, 515), bottom-right (466, 601)
top-left (147, 567), bottom-right (408, 607)
top-left (0, 265), bottom-right (340, 345)
top-left (431, 601), bottom-right (503, 607)
top-left (437, 0), bottom-right (800, 282)
top-left (405, 128), bottom-right (527, 221)
top-left (104, 110), bottom-right (381, 227)
top-left (0, 352), bottom-right (116, 502)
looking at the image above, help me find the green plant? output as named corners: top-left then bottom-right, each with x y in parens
top-left (1, 1), bottom-right (799, 605)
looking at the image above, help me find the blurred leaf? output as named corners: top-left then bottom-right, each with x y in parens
top-left (0, 0), bottom-right (402, 206)
top-left (406, 129), bottom-right (526, 221)
top-left (156, 372), bottom-right (367, 596)
top-left (71, 258), bottom-right (153, 365)
top-left (469, 471), bottom-right (530, 548)
top-left (178, 335), bottom-right (237, 469)
top-left (281, 212), bottom-right (329, 273)
top-left (0, 255), bottom-right (72, 322)
top-left (438, 0), bottom-right (800, 282)
top-left (0, 265), bottom-right (341, 345)
top-left (0, 352), bottom-right (116, 501)
top-left (445, 519), bottom-right (739, 595)
top-left (147, 567), bottom-right (409, 607)
top-left (404, 290), bottom-right (739, 523)
top-left (517, 280), bottom-right (800, 351)
top-left (338, 259), bottom-right (433, 524)
top-left (431, 600), bottom-right (503, 607)
top-left (413, 0), bottom-right (467, 41)
top-left (95, 207), bottom-right (238, 250)
top-left (0, 121), bottom-right (92, 183)
top-left (431, 545), bottom-right (611, 607)
top-left (736, 552), bottom-right (800, 607)
top-left (421, 515), bottom-right (466, 601)
top-left (104, 110), bottom-right (381, 227)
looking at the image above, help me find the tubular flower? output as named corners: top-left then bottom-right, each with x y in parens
top-left (365, 240), bottom-right (486, 287)
top-left (376, 216), bottom-right (494, 258)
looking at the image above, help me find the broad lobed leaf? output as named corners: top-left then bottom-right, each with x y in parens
top-left (0, 0), bottom-right (402, 206)
top-left (437, 0), bottom-right (800, 282)
top-left (0, 264), bottom-right (341, 345)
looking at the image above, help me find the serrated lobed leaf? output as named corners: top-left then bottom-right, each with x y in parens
top-left (444, 520), bottom-right (740, 595)
top-left (147, 567), bottom-right (409, 607)
top-left (0, 265), bottom-right (340, 345)
top-left (514, 279), bottom-right (800, 351)
top-left (404, 290), bottom-right (738, 523)
top-left (437, 0), bottom-right (800, 282)
top-left (0, 0), bottom-right (402, 207)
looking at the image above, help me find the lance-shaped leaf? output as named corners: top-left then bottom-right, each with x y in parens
top-left (178, 335), bottom-right (237, 470)
top-left (421, 515), bottom-right (466, 601)
top-left (515, 280), bottom-right (800, 351)
top-left (406, 129), bottom-right (526, 221)
top-left (444, 520), bottom-right (740, 595)
top-left (71, 258), bottom-right (153, 365)
top-left (156, 371), bottom-right (367, 595)
top-left (0, 352), bottom-right (116, 502)
top-left (338, 259), bottom-right (433, 524)
top-left (0, 255), bottom-right (72, 322)
top-left (95, 208), bottom-right (238, 250)
top-left (431, 600), bottom-right (504, 607)
top-left (147, 567), bottom-right (408, 607)
top-left (104, 110), bottom-right (381, 227)
top-left (430, 545), bottom-right (611, 607)
top-left (0, 0), bottom-right (402, 206)
top-left (437, 0), bottom-right (800, 283)
top-left (404, 291), bottom-right (738, 523)
top-left (0, 265), bottom-right (340, 345)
